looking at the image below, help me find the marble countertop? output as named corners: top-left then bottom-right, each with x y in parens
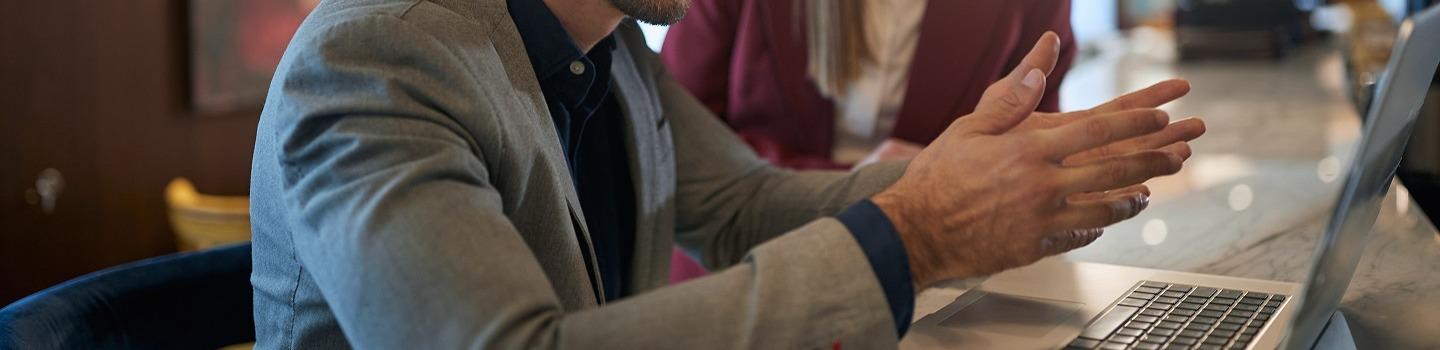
top-left (910, 36), bottom-right (1440, 349)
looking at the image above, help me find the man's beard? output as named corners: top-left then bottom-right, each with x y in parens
top-left (609, 0), bottom-right (691, 26)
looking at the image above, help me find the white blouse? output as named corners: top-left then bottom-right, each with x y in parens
top-left (831, 0), bottom-right (927, 165)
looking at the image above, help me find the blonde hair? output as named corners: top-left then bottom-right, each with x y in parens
top-left (805, 0), bottom-right (870, 99)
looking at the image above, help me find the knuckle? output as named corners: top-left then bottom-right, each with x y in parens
top-left (999, 89), bottom-right (1026, 109)
top-left (1091, 145), bottom-right (1116, 160)
top-left (1083, 118), bottom-right (1112, 140)
top-left (1105, 161), bottom-right (1130, 183)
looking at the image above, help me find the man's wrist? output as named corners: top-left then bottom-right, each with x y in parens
top-left (870, 190), bottom-right (936, 289)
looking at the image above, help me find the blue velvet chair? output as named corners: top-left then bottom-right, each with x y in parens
top-left (0, 243), bottom-right (254, 349)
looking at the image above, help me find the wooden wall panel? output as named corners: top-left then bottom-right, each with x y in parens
top-left (1, 0), bottom-right (260, 304)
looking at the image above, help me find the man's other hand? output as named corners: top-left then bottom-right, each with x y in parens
top-left (871, 32), bottom-right (1206, 289)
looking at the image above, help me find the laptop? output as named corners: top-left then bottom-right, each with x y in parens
top-left (901, 6), bottom-right (1440, 350)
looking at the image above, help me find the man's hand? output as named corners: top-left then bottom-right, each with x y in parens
top-left (871, 32), bottom-right (1206, 288)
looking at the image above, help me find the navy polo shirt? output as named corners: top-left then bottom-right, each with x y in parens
top-left (505, 0), bottom-right (914, 336)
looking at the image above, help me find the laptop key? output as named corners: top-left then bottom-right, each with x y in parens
top-left (1164, 315), bottom-right (1189, 323)
top-left (1168, 284), bottom-right (1195, 293)
top-left (1239, 297), bottom-right (1265, 305)
top-left (1197, 345), bottom-right (1223, 350)
top-left (1099, 342), bottom-right (1127, 350)
top-left (1185, 323), bottom-right (1211, 331)
top-left (1216, 323), bottom-right (1242, 331)
top-left (1200, 310), bottom-right (1225, 318)
top-left (1150, 328), bottom-right (1176, 337)
top-left (1272, 294), bottom-right (1288, 302)
top-left (1131, 292), bottom-right (1157, 300)
top-left (1133, 315), bottom-right (1160, 324)
top-left (1079, 305), bottom-right (1140, 340)
top-left (1203, 336), bottom-right (1230, 345)
top-left (1265, 300), bottom-right (1282, 307)
top-left (1125, 321), bottom-right (1153, 330)
top-left (1108, 335), bottom-right (1138, 344)
top-left (1191, 287), bottom-right (1219, 298)
top-left (1203, 304), bottom-right (1228, 312)
top-left (1119, 298), bottom-right (1148, 307)
top-left (1234, 304), bottom-right (1259, 312)
top-left (1156, 321), bottom-right (1183, 330)
top-left (1212, 298), bottom-right (1236, 306)
top-left (1192, 316), bottom-right (1219, 325)
top-left (1171, 336), bottom-right (1199, 345)
top-left (1136, 286), bottom-right (1164, 294)
top-left (1179, 330), bottom-right (1206, 339)
top-left (1222, 316), bottom-right (1248, 324)
top-left (1161, 291), bottom-right (1186, 298)
top-left (1237, 334), bottom-right (1255, 343)
top-left (1177, 303), bottom-right (1203, 311)
top-left (1255, 314), bottom-right (1271, 321)
top-left (1134, 342), bottom-right (1161, 350)
top-left (1164, 345), bottom-right (1189, 350)
top-left (1116, 328), bottom-right (1143, 337)
top-left (1067, 338), bottom-right (1102, 349)
top-left (1247, 292), bottom-right (1270, 299)
top-left (1184, 296), bottom-right (1209, 304)
top-left (1261, 306), bottom-right (1278, 314)
top-left (1211, 329), bottom-right (1237, 338)
top-left (1141, 281), bottom-right (1169, 289)
top-left (1217, 290), bottom-right (1243, 299)
top-left (1141, 309), bottom-right (1165, 317)
top-left (1242, 326), bottom-right (1262, 335)
top-left (1231, 311), bottom-right (1255, 318)
top-left (1154, 297), bottom-right (1181, 304)
top-left (1172, 309), bottom-right (1196, 317)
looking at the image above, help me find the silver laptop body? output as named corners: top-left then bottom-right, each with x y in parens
top-left (903, 6), bottom-right (1440, 350)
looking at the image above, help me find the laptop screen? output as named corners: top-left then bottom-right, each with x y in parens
top-left (1283, 6), bottom-right (1440, 349)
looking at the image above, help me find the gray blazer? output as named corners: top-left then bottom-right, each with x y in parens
top-left (249, 0), bottom-right (908, 348)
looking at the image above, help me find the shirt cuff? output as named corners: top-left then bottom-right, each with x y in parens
top-left (835, 199), bottom-right (915, 338)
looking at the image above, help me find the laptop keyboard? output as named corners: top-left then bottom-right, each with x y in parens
top-left (1064, 280), bottom-right (1286, 350)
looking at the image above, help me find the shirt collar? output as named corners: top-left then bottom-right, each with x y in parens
top-left (506, 0), bottom-right (616, 81)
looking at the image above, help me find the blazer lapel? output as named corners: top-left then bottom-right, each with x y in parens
top-left (493, 11), bottom-right (606, 303)
top-left (608, 29), bottom-right (665, 292)
top-left (891, 1), bottom-right (1008, 144)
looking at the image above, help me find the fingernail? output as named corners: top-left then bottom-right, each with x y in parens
top-left (1022, 69), bottom-right (1044, 89)
top-left (1136, 194), bottom-right (1150, 212)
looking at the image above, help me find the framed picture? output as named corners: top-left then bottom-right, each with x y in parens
top-left (188, 0), bottom-right (319, 113)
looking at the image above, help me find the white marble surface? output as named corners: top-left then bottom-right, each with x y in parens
top-left (911, 36), bottom-right (1440, 349)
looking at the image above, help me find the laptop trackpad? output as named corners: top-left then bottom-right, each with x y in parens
top-left (939, 292), bottom-right (1084, 338)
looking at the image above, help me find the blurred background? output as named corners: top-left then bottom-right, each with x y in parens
top-left (1, 0), bottom-right (1438, 307)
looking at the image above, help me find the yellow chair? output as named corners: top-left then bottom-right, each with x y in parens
top-left (165, 178), bottom-right (251, 252)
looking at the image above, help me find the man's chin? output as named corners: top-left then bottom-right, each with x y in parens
top-left (610, 0), bottom-right (692, 26)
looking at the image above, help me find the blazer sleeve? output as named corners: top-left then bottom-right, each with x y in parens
top-left (658, 0), bottom-right (742, 117)
top-left (269, 14), bottom-right (906, 349)
top-left (1016, 0), bottom-right (1077, 113)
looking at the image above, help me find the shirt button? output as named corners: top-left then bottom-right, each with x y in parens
top-left (569, 61), bottom-right (586, 75)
